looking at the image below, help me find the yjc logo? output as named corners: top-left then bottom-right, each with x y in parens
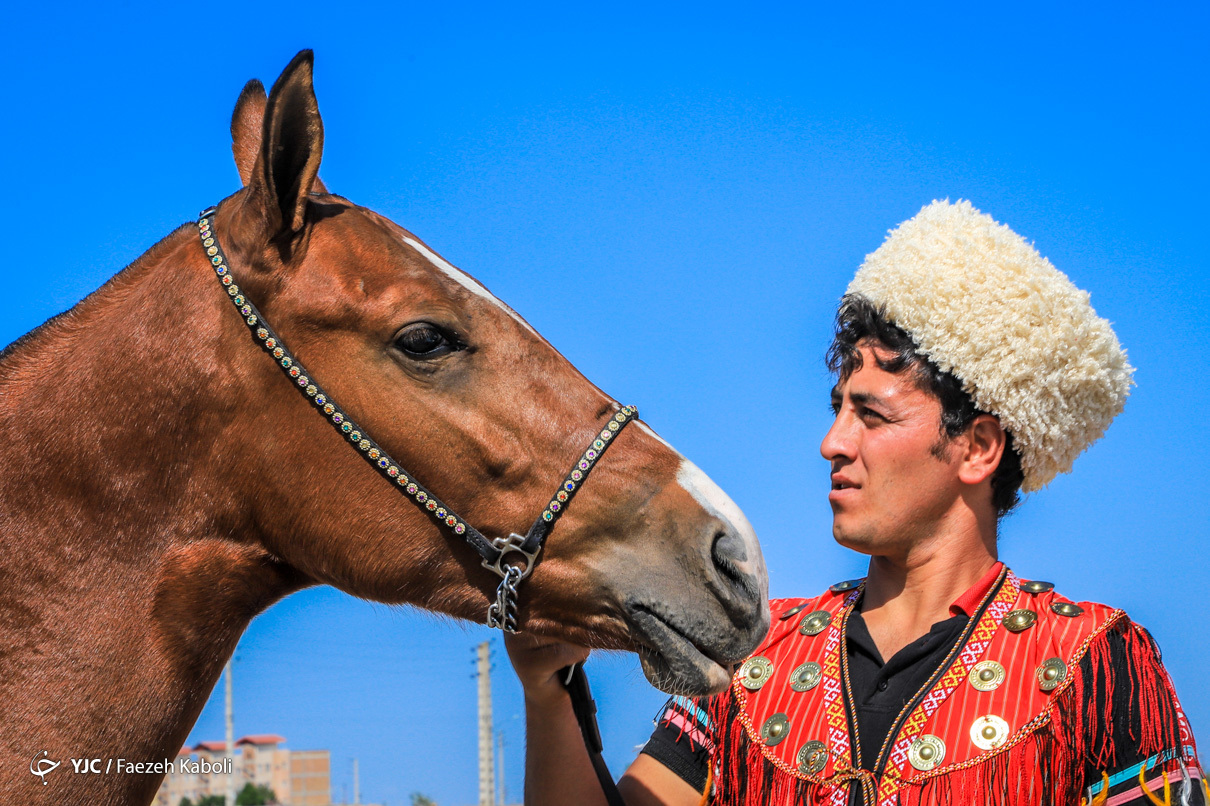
top-left (29, 751), bottom-right (59, 784)
top-left (70, 758), bottom-right (105, 773)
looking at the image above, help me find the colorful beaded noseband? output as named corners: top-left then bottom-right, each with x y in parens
top-left (196, 206), bottom-right (637, 632)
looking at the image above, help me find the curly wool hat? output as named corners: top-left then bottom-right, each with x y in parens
top-left (846, 200), bottom-right (1134, 492)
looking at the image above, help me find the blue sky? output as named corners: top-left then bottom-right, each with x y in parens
top-left (3, 3), bottom-right (1207, 804)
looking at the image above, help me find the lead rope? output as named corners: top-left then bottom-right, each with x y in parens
top-left (563, 663), bottom-right (626, 806)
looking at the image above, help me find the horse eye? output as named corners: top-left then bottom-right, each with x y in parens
top-left (394, 323), bottom-right (456, 358)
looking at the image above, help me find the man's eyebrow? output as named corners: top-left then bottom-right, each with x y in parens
top-left (849, 391), bottom-right (888, 407)
top-left (827, 382), bottom-right (895, 409)
top-left (829, 387), bottom-right (889, 408)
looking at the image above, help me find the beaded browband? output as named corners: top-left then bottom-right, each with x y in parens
top-left (196, 206), bottom-right (637, 632)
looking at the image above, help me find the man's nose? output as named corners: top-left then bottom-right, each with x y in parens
top-left (820, 413), bottom-right (854, 462)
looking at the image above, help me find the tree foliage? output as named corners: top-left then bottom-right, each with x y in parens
top-left (236, 782), bottom-right (278, 805)
top-left (178, 783), bottom-right (276, 806)
top-left (193, 796), bottom-right (225, 806)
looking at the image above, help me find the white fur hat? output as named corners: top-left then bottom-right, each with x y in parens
top-left (846, 200), bottom-right (1134, 492)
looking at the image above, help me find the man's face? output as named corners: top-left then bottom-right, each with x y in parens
top-left (819, 342), bottom-right (966, 560)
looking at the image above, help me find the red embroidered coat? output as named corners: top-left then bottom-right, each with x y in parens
top-left (691, 567), bottom-right (1203, 806)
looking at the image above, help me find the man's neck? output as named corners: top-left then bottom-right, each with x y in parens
top-left (858, 527), bottom-right (998, 662)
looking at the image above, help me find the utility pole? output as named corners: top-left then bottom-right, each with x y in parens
top-left (353, 757), bottom-right (360, 805)
top-left (496, 731), bottom-right (505, 806)
top-left (476, 642), bottom-right (495, 806)
top-left (225, 660), bottom-right (235, 806)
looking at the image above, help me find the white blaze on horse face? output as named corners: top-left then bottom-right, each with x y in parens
top-left (401, 237), bottom-right (540, 338)
top-left (635, 420), bottom-right (675, 451)
top-left (638, 421), bottom-right (760, 554)
top-left (675, 458), bottom-right (766, 585)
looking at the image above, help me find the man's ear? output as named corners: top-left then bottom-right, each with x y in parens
top-left (239, 50), bottom-right (324, 251)
top-left (231, 76), bottom-right (327, 193)
top-left (958, 415), bottom-right (1007, 486)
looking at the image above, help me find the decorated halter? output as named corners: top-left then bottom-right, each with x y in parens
top-left (196, 206), bottom-right (637, 632)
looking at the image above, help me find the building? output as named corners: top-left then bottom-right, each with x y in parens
top-left (238, 734), bottom-right (291, 799)
top-left (289, 749), bottom-right (332, 806)
top-left (154, 735), bottom-right (330, 806)
top-left (152, 748), bottom-right (199, 806)
top-left (194, 739), bottom-right (242, 799)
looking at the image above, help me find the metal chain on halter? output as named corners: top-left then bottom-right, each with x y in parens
top-left (487, 565), bottom-right (524, 632)
top-left (195, 206), bottom-right (638, 633)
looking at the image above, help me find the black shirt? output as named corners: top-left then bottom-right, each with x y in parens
top-left (843, 609), bottom-right (969, 773)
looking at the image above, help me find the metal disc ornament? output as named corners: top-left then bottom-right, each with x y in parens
top-left (799, 610), bottom-right (833, 636)
top-left (797, 740), bottom-right (828, 775)
top-left (789, 661), bottom-right (823, 692)
top-left (908, 734), bottom-right (946, 771)
top-left (1036, 657), bottom-right (1067, 691)
top-left (970, 714), bottom-right (1011, 751)
top-left (1051, 601), bottom-right (1084, 617)
top-left (760, 712), bottom-right (791, 747)
top-left (1002, 609), bottom-right (1037, 632)
top-left (968, 660), bottom-right (1006, 692)
top-left (738, 656), bottom-right (774, 691)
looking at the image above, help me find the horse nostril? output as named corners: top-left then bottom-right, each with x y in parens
top-left (712, 530), bottom-right (749, 567)
top-left (711, 529), bottom-right (762, 615)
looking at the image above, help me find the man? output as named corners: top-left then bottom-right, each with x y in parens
top-left (507, 200), bottom-right (1204, 805)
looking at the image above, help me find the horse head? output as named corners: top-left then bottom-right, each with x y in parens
top-left (209, 51), bottom-right (768, 695)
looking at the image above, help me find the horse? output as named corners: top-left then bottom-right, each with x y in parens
top-left (0, 51), bottom-right (768, 805)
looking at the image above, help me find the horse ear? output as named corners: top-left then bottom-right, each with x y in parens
top-left (231, 80), bottom-right (267, 186)
top-left (231, 77), bottom-right (327, 192)
top-left (248, 50), bottom-right (325, 238)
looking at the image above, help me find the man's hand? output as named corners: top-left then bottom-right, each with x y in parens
top-left (503, 632), bottom-right (590, 706)
top-left (504, 632), bottom-right (704, 806)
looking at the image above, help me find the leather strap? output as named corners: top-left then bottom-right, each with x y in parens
top-left (563, 663), bottom-right (626, 806)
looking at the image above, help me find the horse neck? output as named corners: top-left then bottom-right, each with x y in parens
top-left (0, 223), bottom-right (305, 794)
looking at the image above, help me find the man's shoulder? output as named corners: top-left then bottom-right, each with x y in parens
top-left (769, 579), bottom-right (862, 617)
top-left (1008, 576), bottom-right (1175, 681)
top-left (1008, 573), bottom-right (1124, 632)
top-left (755, 579), bottom-right (867, 652)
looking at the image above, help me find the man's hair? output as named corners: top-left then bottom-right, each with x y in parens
top-left (825, 294), bottom-right (1024, 517)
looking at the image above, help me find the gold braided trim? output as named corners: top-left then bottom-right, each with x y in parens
top-left (903, 609), bottom-right (1128, 784)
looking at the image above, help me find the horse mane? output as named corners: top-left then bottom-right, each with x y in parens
top-left (0, 221), bottom-right (196, 372)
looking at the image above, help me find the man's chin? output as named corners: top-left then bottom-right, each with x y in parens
top-left (831, 525), bottom-right (877, 556)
